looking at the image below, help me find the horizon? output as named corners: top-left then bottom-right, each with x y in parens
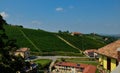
top-left (0, 0), bottom-right (120, 34)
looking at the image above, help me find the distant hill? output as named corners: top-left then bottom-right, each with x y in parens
top-left (4, 25), bottom-right (118, 55)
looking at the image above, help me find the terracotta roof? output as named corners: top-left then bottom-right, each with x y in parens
top-left (84, 49), bottom-right (97, 53)
top-left (55, 62), bottom-right (97, 73)
top-left (16, 48), bottom-right (29, 52)
top-left (97, 40), bottom-right (120, 59)
top-left (71, 32), bottom-right (82, 35)
top-left (83, 65), bottom-right (97, 73)
top-left (55, 62), bottom-right (88, 68)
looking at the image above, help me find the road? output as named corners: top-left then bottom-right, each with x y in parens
top-left (32, 56), bottom-right (90, 61)
top-left (30, 56), bottom-right (93, 73)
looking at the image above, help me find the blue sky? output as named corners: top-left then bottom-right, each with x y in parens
top-left (0, 0), bottom-right (120, 34)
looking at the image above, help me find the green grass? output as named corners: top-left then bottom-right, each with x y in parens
top-left (33, 59), bottom-right (52, 69)
top-left (21, 28), bottom-right (79, 53)
top-left (34, 59), bottom-right (51, 66)
top-left (4, 25), bottom-right (79, 54)
top-left (96, 69), bottom-right (100, 73)
top-left (4, 25), bottom-right (38, 51)
top-left (4, 25), bottom-right (113, 56)
top-left (58, 58), bottom-right (99, 66)
top-left (58, 34), bottom-right (106, 50)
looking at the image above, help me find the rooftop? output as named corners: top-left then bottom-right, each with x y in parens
top-left (97, 40), bottom-right (120, 59)
top-left (55, 62), bottom-right (88, 68)
top-left (55, 62), bottom-right (97, 73)
top-left (16, 48), bottom-right (30, 52)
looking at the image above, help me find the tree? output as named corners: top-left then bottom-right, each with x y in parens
top-left (58, 30), bottom-right (62, 34)
top-left (0, 15), bottom-right (28, 73)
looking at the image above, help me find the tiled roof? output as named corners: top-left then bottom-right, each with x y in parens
top-left (71, 32), bottom-right (82, 35)
top-left (55, 62), bottom-right (97, 73)
top-left (16, 48), bottom-right (29, 52)
top-left (83, 65), bottom-right (97, 73)
top-left (84, 49), bottom-right (97, 53)
top-left (97, 40), bottom-right (120, 59)
top-left (55, 62), bottom-right (88, 68)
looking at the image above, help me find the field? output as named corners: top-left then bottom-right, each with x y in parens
top-left (4, 25), bottom-right (79, 55)
top-left (33, 59), bottom-right (52, 69)
top-left (57, 58), bottom-right (99, 66)
top-left (58, 34), bottom-right (106, 50)
top-left (4, 25), bottom-right (114, 56)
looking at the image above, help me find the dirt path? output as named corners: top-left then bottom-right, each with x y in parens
top-left (19, 29), bottom-right (42, 53)
top-left (56, 35), bottom-right (82, 53)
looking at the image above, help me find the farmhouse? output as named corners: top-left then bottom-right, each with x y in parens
top-left (54, 62), bottom-right (97, 73)
top-left (71, 32), bottom-right (82, 36)
top-left (14, 47), bottom-right (30, 59)
top-left (84, 49), bottom-right (98, 57)
top-left (97, 40), bottom-right (120, 71)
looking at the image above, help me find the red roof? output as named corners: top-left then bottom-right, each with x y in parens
top-left (55, 62), bottom-right (97, 73)
top-left (83, 65), bottom-right (97, 73)
top-left (84, 49), bottom-right (97, 53)
top-left (16, 48), bottom-right (29, 52)
top-left (55, 62), bottom-right (88, 68)
top-left (97, 40), bottom-right (120, 59)
top-left (71, 32), bottom-right (82, 35)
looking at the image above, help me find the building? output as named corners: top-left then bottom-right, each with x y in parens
top-left (84, 49), bottom-right (98, 58)
top-left (97, 40), bottom-right (120, 71)
top-left (71, 32), bottom-right (82, 36)
top-left (15, 48), bottom-right (30, 59)
top-left (54, 62), bottom-right (97, 73)
top-left (111, 48), bottom-right (120, 73)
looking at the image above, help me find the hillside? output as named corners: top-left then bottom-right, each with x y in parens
top-left (4, 25), bottom-right (79, 54)
top-left (58, 34), bottom-right (106, 50)
top-left (4, 25), bottom-right (117, 55)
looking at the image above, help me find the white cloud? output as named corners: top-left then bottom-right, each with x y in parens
top-left (56, 7), bottom-right (64, 12)
top-left (32, 21), bottom-right (42, 25)
top-left (0, 11), bottom-right (9, 18)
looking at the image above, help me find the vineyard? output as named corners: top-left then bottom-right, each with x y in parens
top-left (4, 25), bottom-right (79, 54)
top-left (58, 34), bottom-right (106, 50)
top-left (4, 25), bottom-right (115, 56)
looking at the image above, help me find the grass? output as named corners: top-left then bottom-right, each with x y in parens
top-left (21, 28), bottom-right (79, 53)
top-left (58, 34), bottom-right (106, 50)
top-left (5, 25), bottom-right (114, 56)
top-left (4, 25), bottom-right (79, 53)
top-left (4, 25), bottom-right (37, 51)
top-left (58, 58), bottom-right (99, 66)
top-left (33, 59), bottom-right (52, 69)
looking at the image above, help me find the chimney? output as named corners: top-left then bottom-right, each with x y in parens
top-left (117, 48), bottom-right (120, 62)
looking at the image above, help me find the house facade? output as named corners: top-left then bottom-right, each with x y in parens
top-left (71, 32), bottom-right (82, 36)
top-left (84, 49), bottom-right (98, 58)
top-left (97, 40), bottom-right (120, 71)
top-left (54, 62), bottom-right (97, 73)
top-left (15, 48), bottom-right (30, 59)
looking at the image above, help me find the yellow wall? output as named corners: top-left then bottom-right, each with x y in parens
top-left (99, 55), bottom-right (103, 65)
top-left (103, 56), bottom-right (107, 69)
top-left (99, 55), bottom-right (117, 71)
top-left (15, 52), bottom-right (24, 58)
top-left (111, 59), bottom-right (116, 71)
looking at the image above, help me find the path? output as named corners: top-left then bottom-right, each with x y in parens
top-left (56, 35), bottom-right (82, 53)
top-left (19, 29), bottom-right (42, 53)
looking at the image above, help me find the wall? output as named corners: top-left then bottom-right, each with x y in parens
top-left (111, 59), bottom-right (116, 71)
top-left (103, 56), bottom-right (107, 69)
top-left (99, 55), bottom-right (103, 65)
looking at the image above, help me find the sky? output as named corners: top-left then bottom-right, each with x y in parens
top-left (0, 0), bottom-right (120, 34)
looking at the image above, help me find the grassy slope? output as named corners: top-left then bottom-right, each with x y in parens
top-left (58, 34), bottom-right (106, 50)
top-left (5, 25), bottom-right (38, 52)
top-left (4, 25), bottom-right (79, 53)
top-left (5, 25), bottom-right (108, 54)
top-left (34, 59), bottom-right (52, 68)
